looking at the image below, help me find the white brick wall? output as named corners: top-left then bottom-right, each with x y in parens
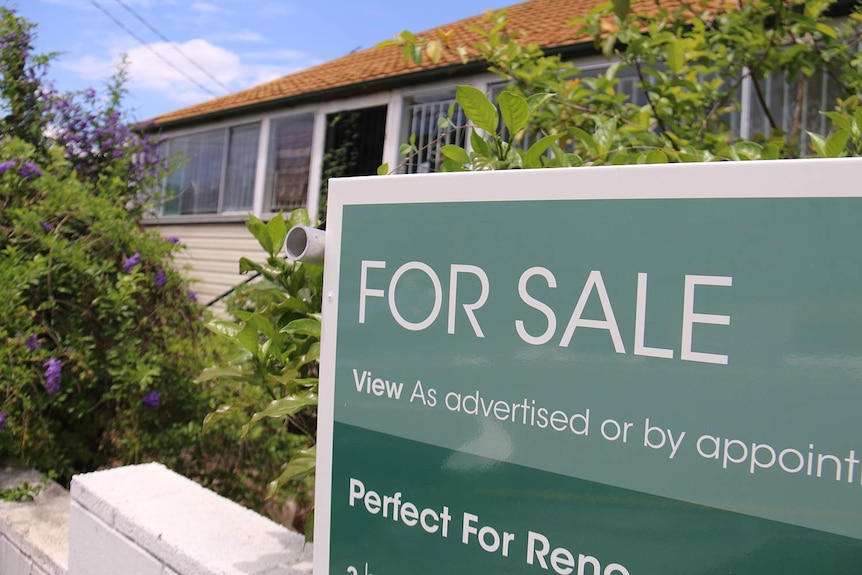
top-left (0, 469), bottom-right (69, 575)
top-left (0, 463), bottom-right (314, 575)
top-left (70, 463), bottom-right (313, 575)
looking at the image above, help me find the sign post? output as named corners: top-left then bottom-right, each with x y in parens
top-left (314, 159), bottom-right (862, 574)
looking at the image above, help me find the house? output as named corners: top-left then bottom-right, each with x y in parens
top-left (145, 0), bottom-right (849, 306)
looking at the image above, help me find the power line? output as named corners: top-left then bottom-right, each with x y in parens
top-left (86, 0), bottom-right (224, 99)
top-left (110, 0), bottom-right (233, 94)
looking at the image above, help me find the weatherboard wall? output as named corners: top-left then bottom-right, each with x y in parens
top-left (149, 222), bottom-right (265, 308)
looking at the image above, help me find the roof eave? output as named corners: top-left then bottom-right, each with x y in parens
top-left (147, 40), bottom-right (597, 133)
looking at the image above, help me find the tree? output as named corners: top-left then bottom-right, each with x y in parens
top-left (390, 0), bottom-right (862, 169)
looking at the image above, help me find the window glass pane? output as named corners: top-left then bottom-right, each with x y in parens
top-left (161, 129), bottom-right (225, 215)
top-left (267, 114), bottom-right (313, 211)
top-left (223, 123), bottom-right (260, 212)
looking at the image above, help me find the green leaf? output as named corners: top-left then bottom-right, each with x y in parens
top-left (569, 127), bottom-right (598, 156)
top-left (266, 215), bottom-right (287, 257)
top-left (824, 111), bottom-right (851, 132)
top-left (196, 365), bottom-right (244, 384)
top-left (246, 215), bottom-right (273, 254)
top-left (266, 446), bottom-right (317, 498)
top-left (825, 129), bottom-right (850, 158)
top-left (280, 318), bottom-right (321, 338)
top-left (303, 342), bottom-right (321, 364)
top-left (815, 22), bottom-right (837, 39)
top-left (241, 395), bottom-right (318, 437)
top-left (523, 134), bottom-right (562, 168)
top-left (644, 150), bottom-right (669, 164)
top-left (761, 143), bottom-right (780, 160)
top-left (236, 324), bottom-right (261, 355)
top-left (456, 85), bottom-right (498, 134)
top-left (305, 509), bottom-right (315, 543)
top-left (731, 141), bottom-right (763, 160)
top-left (526, 93), bottom-right (554, 116)
top-left (202, 403), bottom-right (248, 431)
top-left (239, 257), bottom-right (263, 275)
top-left (470, 129), bottom-right (493, 159)
top-left (286, 208), bottom-right (311, 230)
top-left (441, 157), bottom-right (466, 172)
top-left (612, 0), bottom-right (630, 20)
top-left (377, 163), bottom-right (389, 176)
top-left (440, 145), bottom-right (470, 165)
top-left (806, 132), bottom-right (827, 157)
top-left (206, 320), bottom-right (241, 338)
top-left (426, 39), bottom-right (443, 64)
top-left (602, 34), bottom-right (617, 58)
top-left (550, 144), bottom-right (571, 167)
top-left (666, 38), bottom-right (684, 74)
top-left (497, 90), bottom-right (529, 136)
top-left (374, 38), bottom-right (401, 48)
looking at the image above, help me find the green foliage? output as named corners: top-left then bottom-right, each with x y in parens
top-left (0, 137), bottom-right (213, 484)
top-left (0, 8), bottom-right (227, 495)
top-left (200, 209), bottom-right (322, 537)
top-left (391, 0), bottom-right (862, 169)
top-left (0, 482), bottom-right (42, 502)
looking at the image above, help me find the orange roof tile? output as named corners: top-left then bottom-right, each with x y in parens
top-left (151, 0), bottom-right (718, 127)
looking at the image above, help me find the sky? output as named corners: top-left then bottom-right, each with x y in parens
top-left (11, 0), bottom-right (514, 121)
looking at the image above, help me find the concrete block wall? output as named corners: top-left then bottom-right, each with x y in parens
top-left (70, 463), bottom-right (313, 575)
top-left (0, 468), bottom-right (69, 575)
top-left (0, 463), bottom-right (314, 575)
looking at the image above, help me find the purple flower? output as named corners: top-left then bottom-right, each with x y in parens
top-left (141, 391), bottom-right (161, 409)
top-left (166, 236), bottom-right (180, 244)
top-left (0, 160), bottom-right (15, 175)
top-left (17, 162), bottom-right (41, 180)
top-left (0, 412), bottom-right (7, 431)
top-left (187, 291), bottom-right (198, 302)
top-left (43, 358), bottom-right (61, 395)
top-left (154, 269), bottom-right (166, 287)
top-left (122, 252), bottom-right (141, 273)
top-left (40, 220), bottom-right (53, 232)
top-left (25, 333), bottom-right (41, 351)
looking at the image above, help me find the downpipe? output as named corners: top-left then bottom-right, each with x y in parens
top-left (285, 225), bottom-right (325, 264)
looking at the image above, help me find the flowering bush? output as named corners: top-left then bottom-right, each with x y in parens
top-left (0, 8), bottom-right (213, 484)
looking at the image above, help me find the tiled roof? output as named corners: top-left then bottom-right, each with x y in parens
top-left (151, 0), bottom-right (714, 127)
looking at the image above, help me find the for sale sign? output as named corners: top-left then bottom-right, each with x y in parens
top-left (314, 159), bottom-right (862, 574)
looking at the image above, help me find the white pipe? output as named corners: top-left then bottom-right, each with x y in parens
top-left (285, 225), bottom-right (325, 264)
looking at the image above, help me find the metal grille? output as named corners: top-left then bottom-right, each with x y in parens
top-left (404, 98), bottom-right (467, 174)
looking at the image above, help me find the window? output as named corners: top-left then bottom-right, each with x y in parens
top-left (266, 114), bottom-right (314, 211)
top-left (403, 92), bottom-right (467, 174)
top-left (160, 123), bottom-right (260, 216)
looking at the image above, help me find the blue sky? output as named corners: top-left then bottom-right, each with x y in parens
top-left (12, 0), bottom-right (514, 121)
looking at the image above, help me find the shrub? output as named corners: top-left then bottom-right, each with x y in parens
top-left (0, 7), bottom-right (212, 485)
top-left (0, 136), bottom-right (212, 483)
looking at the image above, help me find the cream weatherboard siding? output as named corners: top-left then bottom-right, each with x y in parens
top-left (147, 222), bottom-right (265, 309)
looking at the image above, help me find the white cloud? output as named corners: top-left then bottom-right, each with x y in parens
top-left (244, 49), bottom-right (313, 62)
top-left (190, 2), bottom-right (227, 15)
top-left (62, 38), bottom-right (321, 108)
top-left (257, 3), bottom-right (295, 17)
top-left (61, 54), bottom-right (119, 81)
top-left (213, 30), bottom-right (267, 43)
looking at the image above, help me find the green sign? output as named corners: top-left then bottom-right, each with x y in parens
top-left (315, 159), bottom-right (862, 575)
